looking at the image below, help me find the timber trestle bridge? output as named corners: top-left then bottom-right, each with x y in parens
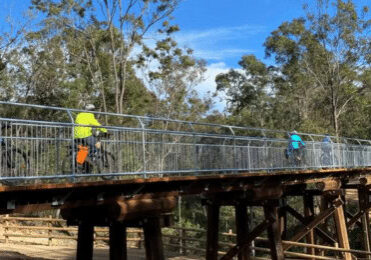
top-left (1, 102), bottom-right (371, 259)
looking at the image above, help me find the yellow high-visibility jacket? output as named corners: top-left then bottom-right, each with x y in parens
top-left (74, 112), bottom-right (107, 139)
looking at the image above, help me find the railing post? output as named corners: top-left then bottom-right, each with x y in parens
top-left (228, 127), bottom-right (237, 172)
top-left (66, 110), bottom-right (75, 180)
top-left (180, 228), bottom-right (186, 255)
top-left (188, 123), bottom-right (198, 172)
top-left (48, 215), bottom-right (52, 246)
top-left (137, 119), bottom-right (147, 178)
top-left (247, 141), bottom-right (251, 170)
top-left (137, 229), bottom-right (143, 249)
top-left (5, 214), bottom-right (9, 244)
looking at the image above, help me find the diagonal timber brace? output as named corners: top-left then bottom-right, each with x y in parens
top-left (220, 216), bottom-right (274, 260)
top-left (346, 211), bottom-right (363, 228)
top-left (284, 205), bottom-right (336, 245)
top-left (346, 203), bottom-right (371, 228)
top-left (283, 198), bottom-right (343, 251)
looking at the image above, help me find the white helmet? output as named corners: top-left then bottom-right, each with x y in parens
top-left (85, 104), bottom-right (95, 111)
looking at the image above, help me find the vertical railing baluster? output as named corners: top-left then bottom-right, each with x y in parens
top-left (66, 110), bottom-right (75, 181)
top-left (138, 119), bottom-right (147, 178)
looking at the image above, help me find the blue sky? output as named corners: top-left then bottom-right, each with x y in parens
top-left (170, 0), bottom-right (309, 108)
top-left (169, 0), bottom-right (370, 110)
top-left (172, 0), bottom-right (307, 67)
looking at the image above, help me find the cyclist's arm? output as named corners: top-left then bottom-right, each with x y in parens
top-left (88, 116), bottom-right (108, 133)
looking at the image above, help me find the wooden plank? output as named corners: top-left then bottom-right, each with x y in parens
top-left (76, 222), bottom-right (94, 260)
top-left (206, 204), bottom-right (220, 260)
top-left (109, 221), bottom-right (127, 260)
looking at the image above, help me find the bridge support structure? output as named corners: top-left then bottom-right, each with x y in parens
top-left (202, 178), bottom-right (371, 260)
top-left (60, 193), bottom-right (177, 260)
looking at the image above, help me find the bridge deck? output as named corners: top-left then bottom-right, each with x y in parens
top-left (0, 167), bottom-right (368, 215)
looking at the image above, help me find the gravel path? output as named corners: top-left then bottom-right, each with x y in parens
top-left (0, 244), bottom-right (201, 259)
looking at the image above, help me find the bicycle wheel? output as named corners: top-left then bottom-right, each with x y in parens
top-left (61, 153), bottom-right (89, 175)
top-left (97, 150), bottom-right (116, 180)
top-left (320, 153), bottom-right (330, 166)
top-left (7, 148), bottom-right (29, 177)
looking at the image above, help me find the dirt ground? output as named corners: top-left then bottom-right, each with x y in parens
top-left (0, 243), bottom-right (201, 260)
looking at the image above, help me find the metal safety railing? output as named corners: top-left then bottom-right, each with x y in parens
top-left (0, 101), bottom-right (371, 182)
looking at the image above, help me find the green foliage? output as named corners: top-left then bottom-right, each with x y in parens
top-left (216, 0), bottom-right (371, 138)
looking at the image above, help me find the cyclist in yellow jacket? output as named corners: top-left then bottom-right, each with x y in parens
top-left (74, 104), bottom-right (107, 155)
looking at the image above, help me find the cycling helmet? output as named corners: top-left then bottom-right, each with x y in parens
top-left (85, 104), bottom-right (95, 111)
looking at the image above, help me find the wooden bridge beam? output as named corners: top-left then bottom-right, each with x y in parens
top-left (304, 193), bottom-right (315, 259)
top-left (278, 198), bottom-right (287, 240)
top-left (109, 221), bottom-right (127, 260)
top-left (264, 203), bottom-right (284, 260)
top-left (235, 204), bottom-right (250, 260)
top-left (76, 221), bottom-right (94, 260)
top-left (206, 203), bottom-right (220, 260)
top-left (143, 216), bottom-right (165, 260)
top-left (333, 199), bottom-right (351, 260)
top-left (358, 186), bottom-right (371, 258)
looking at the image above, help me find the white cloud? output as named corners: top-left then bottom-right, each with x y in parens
top-left (173, 24), bottom-right (265, 61)
top-left (194, 48), bottom-right (254, 61)
top-left (195, 62), bottom-right (232, 111)
top-left (175, 24), bottom-right (265, 44)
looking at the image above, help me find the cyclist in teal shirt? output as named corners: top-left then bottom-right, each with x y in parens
top-left (289, 131), bottom-right (305, 150)
top-left (285, 130), bottom-right (306, 160)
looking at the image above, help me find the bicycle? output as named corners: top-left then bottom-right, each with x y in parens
top-left (61, 132), bottom-right (116, 179)
top-left (285, 146), bottom-right (306, 168)
top-left (0, 124), bottom-right (29, 180)
top-left (320, 151), bottom-right (338, 167)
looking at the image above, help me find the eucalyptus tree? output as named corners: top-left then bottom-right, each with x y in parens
top-left (216, 0), bottom-right (371, 136)
top-left (0, 11), bottom-right (33, 101)
top-left (142, 36), bottom-right (209, 121)
top-left (215, 55), bottom-right (274, 129)
top-left (264, 0), bottom-right (371, 136)
top-left (30, 0), bottom-right (180, 114)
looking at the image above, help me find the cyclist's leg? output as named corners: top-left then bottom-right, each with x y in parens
top-left (292, 149), bottom-right (301, 166)
top-left (85, 136), bottom-right (96, 156)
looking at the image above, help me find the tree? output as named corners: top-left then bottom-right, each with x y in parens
top-left (216, 0), bottom-right (371, 137)
top-left (264, 0), bottom-right (371, 136)
top-left (215, 55), bottom-right (273, 129)
top-left (143, 37), bottom-right (209, 121)
top-left (30, 0), bottom-right (180, 114)
top-left (0, 10), bottom-right (33, 102)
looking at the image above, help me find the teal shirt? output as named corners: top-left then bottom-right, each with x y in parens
top-left (290, 134), bottom-right (304, 149)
